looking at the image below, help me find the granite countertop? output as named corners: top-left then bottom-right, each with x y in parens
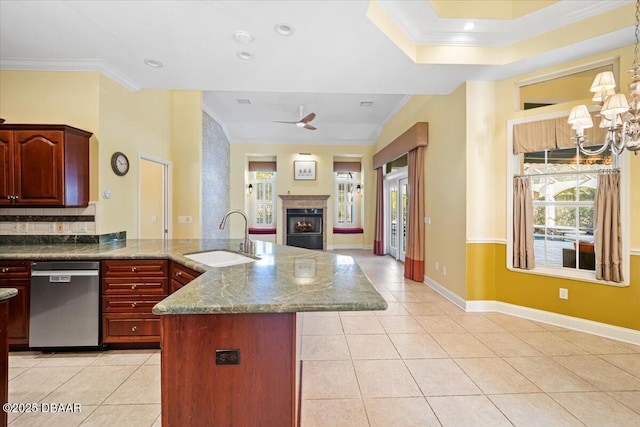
top-left (0, 288), bottom-right (18, 302)
top-left (0, 239), bottom-right (388, 315)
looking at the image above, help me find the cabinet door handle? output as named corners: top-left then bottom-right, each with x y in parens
top-left (1, 268), bottom-right (8, 273)
top-left (131, 284), bottom-right (137, 290)
top-left (131, 267), bottom-right (137, 272)
top-left (131, 326), bottom-right (137, 332)
top-left (176, 271), bottom-right (182, 276)
top-left (131, 302), bottom-right (137, 308)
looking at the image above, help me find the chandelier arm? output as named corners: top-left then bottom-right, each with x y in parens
top-left (577, 136), bottom-right (610, 156)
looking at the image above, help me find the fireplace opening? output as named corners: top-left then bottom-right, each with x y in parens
top-left (286, 208), bottom-right (323, 250)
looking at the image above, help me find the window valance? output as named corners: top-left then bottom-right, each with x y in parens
top-left (512, 112), bottom-right (606, 154)
top-left (373, 122), bottom-right (428, 169)
top-left (333, 161), bottom-right (361, 172)
top-left (248, 161), bottom-right (277, 172)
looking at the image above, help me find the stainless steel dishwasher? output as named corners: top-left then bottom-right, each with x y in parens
top-left (30, 261), bottom-right (100, 348)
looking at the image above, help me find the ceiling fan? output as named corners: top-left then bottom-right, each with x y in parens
top-left (274, 106), bottom-right (317, 130)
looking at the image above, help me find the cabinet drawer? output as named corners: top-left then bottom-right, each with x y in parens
top-left (102, 296), bottom-right (164, 313)
top-left (101, 260), bottom-right (167, 278)
top-left (103, 314), bottom-right (161, 341)
top-left (0, 261), bottom-right (31, 281)
top-left (169, 262), bottom-right (201, 286)
top-left (102, 277), bottom-right (168, 295)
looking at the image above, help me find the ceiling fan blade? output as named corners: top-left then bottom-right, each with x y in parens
top-left (273, 120), bottom-right (297, 124)
top-left (303, 124), bottom-right (317, 130)
top-left (300, 112), bottom-right (316, 123)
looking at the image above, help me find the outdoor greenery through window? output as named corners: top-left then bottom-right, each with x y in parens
top-left (523, 145), bottom-right (616, 271)
top-left (251, 171), bottom-right (275, 228)
top-left (335, 172), bottom-right (357, 227)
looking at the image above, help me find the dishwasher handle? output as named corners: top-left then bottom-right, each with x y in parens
top-left (31, 270), bottom-right (99, 277)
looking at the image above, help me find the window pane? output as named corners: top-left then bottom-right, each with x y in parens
top-left (266, 204), bottom-right (273, 224)
top-left (338, 183), bottom-right (345, 203)
top-left (530, 176), bottom-right (546, 201)
top-left (579, 207), bottom-right (594, 230)
top-left (553, 206), bottom-right (576, 228)
top-left (338, 205), bottom-right (345, 224)
top-left (533, 206), bottom-right (546, 226)
top-left (346, 205), bottom-right (353, 224)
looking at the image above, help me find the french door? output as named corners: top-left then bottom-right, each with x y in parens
top-left (386, 173), bottom-right (408, 261)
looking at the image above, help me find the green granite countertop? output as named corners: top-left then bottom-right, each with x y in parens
top-left (0, 239), bottom-right (387, 315)
top-left (0, 288), bottom-right (18, 302)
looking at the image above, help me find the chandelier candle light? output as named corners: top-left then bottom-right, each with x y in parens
top-left (568, 0), bottom-right (640, 156)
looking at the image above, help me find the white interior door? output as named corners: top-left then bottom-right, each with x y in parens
top-left (139, 155), bottom-right (171, 240)
top-left (399, 177), bottom-right (408, 262)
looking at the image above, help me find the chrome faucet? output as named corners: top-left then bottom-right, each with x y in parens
top-left (219, 210), bottom-right (254, 255)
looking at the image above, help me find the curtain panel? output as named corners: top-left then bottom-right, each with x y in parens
top-left (594, 172), bottom-right (623, 282)
top-left (404, 146), bottom-right (425, 281)
top-left (373, 167), bottom-right (385, 255)
top-left (513, 176), bottom-right (535, 269)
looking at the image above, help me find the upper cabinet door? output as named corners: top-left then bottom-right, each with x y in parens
top-left (0, 131), bottom-right (14, 205)
top-left (14, 130), bottom-right (65, 206)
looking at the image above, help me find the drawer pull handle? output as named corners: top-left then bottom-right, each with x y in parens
top-left (176, 271), bottom-right (182, 276)
top-left (131, 284), bottom-right (137, 290)
top-left (131, 267), bottom-right (137, 272)
top-left (131, 326), bottom-right (137, 332)
top-left (1, 268), bottom-right (8, 273)
top-left (131, 302), bottom-right (137, 308)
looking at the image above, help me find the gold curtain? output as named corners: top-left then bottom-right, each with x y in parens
top-left (594, 172), bottom-right (623, 282)
top-left (514, 112), bottom-right (606, 153)
top-left (513, 176), bottom-right (535, 269)
top-left (404, 146), bottom-right (425, 281)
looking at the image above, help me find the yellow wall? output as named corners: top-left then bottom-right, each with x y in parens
top-left (230, 144), bottom-right (375, 248)
top-left (378, 45), bottom-right (639, 331)
top-left (375, 88), bottom-right (468, 298)
top-left (0, 70), bottom-right (202, 239)
top-left (170, 91), bottom-right (203, 239)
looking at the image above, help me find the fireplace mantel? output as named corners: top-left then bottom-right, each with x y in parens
top-left (279, 195), bottom-right (330, 250)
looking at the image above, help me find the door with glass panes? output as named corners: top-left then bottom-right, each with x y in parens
top-left (386, 176), bottom-right (408, 261)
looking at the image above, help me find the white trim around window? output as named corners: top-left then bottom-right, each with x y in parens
top-left (506, 110), bottom-right (630, 286)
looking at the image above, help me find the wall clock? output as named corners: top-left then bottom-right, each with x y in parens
top-left (111, 151), bottom-right (129, 176)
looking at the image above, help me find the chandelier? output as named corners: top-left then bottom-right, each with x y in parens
top-left (568, 0), bottom-right (640, 156)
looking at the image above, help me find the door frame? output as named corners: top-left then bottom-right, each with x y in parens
top-left (138, 153), bottom-right (172, 240)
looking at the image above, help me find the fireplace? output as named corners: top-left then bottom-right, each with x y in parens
top-left (279, 195), bottom-right (330, 250)
top-left (287, 208), bottom-right (323, 249)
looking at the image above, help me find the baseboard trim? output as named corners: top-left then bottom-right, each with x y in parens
top-left (331, 244), bottom-right (365, 250)
top-left (424, 280), bottom-right (640, 346)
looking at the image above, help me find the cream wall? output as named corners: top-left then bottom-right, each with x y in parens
top-left (375, 88), bottom-right (468, 299)
top-left (229, 144), bottom-right (375, 249)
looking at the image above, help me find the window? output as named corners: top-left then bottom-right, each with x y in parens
top-left (334, 172), bottom-right (358, 228)
top-left (251, 171), bottom-right (276, 228)
top-left (522, 144), bottom-right (616, 272)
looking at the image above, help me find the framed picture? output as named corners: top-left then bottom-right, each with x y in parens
top-left (294, 160), bottom-right (316, 180)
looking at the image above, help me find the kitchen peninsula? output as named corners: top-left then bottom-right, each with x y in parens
top-left (0, 239), bottom-right (387, 426)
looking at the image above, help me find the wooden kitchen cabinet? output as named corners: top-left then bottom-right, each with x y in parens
top-left (0, 261), bottom-right (30, 346)
top-left (101, 260), bottom-right (168, 344)
top-left (0, 124), bottom-right (92, 207)
top-left (169, 261), bottom-right (201, 293)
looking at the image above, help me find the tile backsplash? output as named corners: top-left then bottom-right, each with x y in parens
top-left (0, 202), bottom-right (97, 236)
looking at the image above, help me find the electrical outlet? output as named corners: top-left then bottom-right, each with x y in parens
top-left (178, 216), bottom-right (193, 224)
top-left (559, 288), bottom-right (569, 300)
top-left (55, 222), bottom-right (64, 233)
top-left (18, 222), bottom-right (28, 232)
top-left (49, 223), bottom-right (56, 233)
top-left (435, 262), bottom-right (439, 271)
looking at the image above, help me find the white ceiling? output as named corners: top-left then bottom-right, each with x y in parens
top-left (0, 0), bottom-right (634, 144)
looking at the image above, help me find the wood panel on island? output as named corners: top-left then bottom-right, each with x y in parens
top-left (101, 260), bottom-right (169, 343)
top-left (0, 124), bottom-right (92, 207)
top-left (0, 261), bottom-right (30, 346)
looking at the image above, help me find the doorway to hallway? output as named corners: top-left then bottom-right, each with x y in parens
top-left (139, 154), bottom-right (171, 240)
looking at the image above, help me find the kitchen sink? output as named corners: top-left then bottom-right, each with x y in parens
top-left (184, 250), bottom-right (258, 267)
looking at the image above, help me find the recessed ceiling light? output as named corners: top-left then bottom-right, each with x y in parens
top-left (236, 51), bottom-right (254, 60)
top-left (359, 101), bottom-right (374, 107)
top-left (274, 23), bottom-right (294, 36)
top-left (236, 99), bottom-right (252, 105)
top-left (463, 22), bottom-right (475, 31)
top-left (233, 31), bottom-right (254, 44)
top-left (144, 59), bottom-right (163, 68)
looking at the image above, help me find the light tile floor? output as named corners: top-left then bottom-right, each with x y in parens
top-left (6, 250), bottom-right (640, 426)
